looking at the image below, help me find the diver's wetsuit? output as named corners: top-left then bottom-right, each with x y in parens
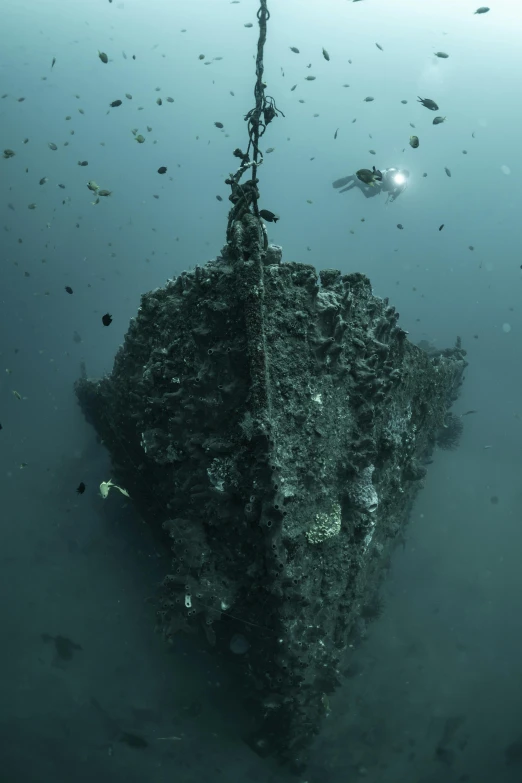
top-left (332, 174), bottom-right (381, 198)
top-left (333, 168), bottom-right (407, 201)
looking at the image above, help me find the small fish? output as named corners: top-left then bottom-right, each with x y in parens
top-left (468, 245), bottom-right (474, 251)
top-left (51, 57), bottom-right (56, 69)
top-left (87, 180), bottom-right (100, 192)
top-left (157, 166), bottom-right (167, 174)
top-left (65, 286), bottom-right (73, 294)
top-left (322, 48), bottom-right (330, 61)
top-left (363, 96), bottom-right (374, 102)
top-left (110, 99), bottom-right (122, 107)
top-left (98, 51), bottom-right (109, 64)
top-left (76, 482), bottom-right (86, 494)
top-left (98, 189), bottom-right (112, 197)
top-left (259, 209), bottom-right (279, 223)
top-left (125, 93), bottom-right (132, 100)
top-left (356, 166), bottom-right (381, 185)
top-left (461, 410), bottom-right (477, 416)
top-left (166, 96), bottom-right (174, 102)
top-left (444, 167), bottom-right (452, 177)
top-left (216, 195), bottom-right (223, 201)
top-left (401, 99), bottom-right (408, 104)
top-left (244, 23), bottom-right (253, 28)
top-left (156, 97), bottom-right (162, 105)
top-left (375, 43), bottom-right (383, 51)
top-left (305, 75), bottom-right (316, 81)
top-left (289, 46), bottom-right (300, 54)
top-left (118, 732), bottom-right (148, 749)
top-left (434, 51), bottom-right (449, 58)
top-left (78, 160), bottom-right (88, 166)
top-left (291, 84), bottom-right (297, 91)
top-left (439, 224), bottom-right (444, 231)
top-left (214, 121), bottom-right (224, 128)
top-left (433, 116), bottom-right (446, 125)
top-left (397, 224), bottom-right (404, 230)
top-left (41, 633), bottom-right (82, 661)
top-left (48, 142), bottom-right (58, 150)
top-left (28, 203), bottom-right (37, 210)
top-left (198, 54), bottom-right (205, 60)
top-left (417, 96), bottom-right (438, 110)
top-left (135, 134), bottom-right (145, 143)
top-left (102, 313), bottom-right (112, 326)
top-left (39, 177), bottom-right (48, 185)
top-left (13, 390), bottom-right (22, 400)
top-left (334, 128), bottom-right (339, 139)
top-left (409, 135), bottom-right (419, 148)
top-left (58, 184), bottom-right (65, 189)
top-left (474, 6), bottom-right (489, 14)
top-left (3, 149), bottom-right (15, 158)
top-left (265, 147), bottom-right (275, 153)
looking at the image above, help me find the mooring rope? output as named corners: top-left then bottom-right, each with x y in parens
top-left (225, 1), bottom-right (284, 248)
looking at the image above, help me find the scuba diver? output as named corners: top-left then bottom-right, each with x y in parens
top-left (333, 166), bottom-right (410, 203)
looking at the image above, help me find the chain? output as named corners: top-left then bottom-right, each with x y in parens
top-left (225, 1), bottom-right (284, 249)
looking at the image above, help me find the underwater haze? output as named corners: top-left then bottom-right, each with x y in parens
top-left (1, 0), bottom-right (522, 781)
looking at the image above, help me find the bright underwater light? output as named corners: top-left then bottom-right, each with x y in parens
top-left (393, 173), bottom-right (406, 186)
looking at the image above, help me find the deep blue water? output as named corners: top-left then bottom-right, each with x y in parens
top-left (1, 1), bottom-right (522, 781)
